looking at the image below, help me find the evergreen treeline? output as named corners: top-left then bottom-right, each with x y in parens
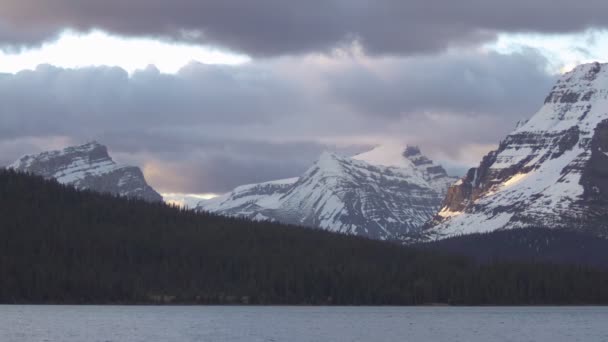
top-left (418, 228), bottom-right (608, 270)
top-left (2, 169), bottom-right (608, 305)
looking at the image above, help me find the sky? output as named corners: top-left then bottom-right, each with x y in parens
top-left (1, 1), bottom-right (608, 198)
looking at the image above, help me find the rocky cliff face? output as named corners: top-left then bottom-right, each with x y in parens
top-left (425, 62), bottom-right (608, 240)
top-left (8, 141), bottom-right (163, 202)
top-left (198, 146), bottom-right (456, 240)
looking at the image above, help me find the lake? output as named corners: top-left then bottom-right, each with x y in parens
top-left (1, 306), bottom-right (607, 342)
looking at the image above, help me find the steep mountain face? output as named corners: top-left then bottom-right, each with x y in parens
top-left (425, 62), bottom-right (608, 240)
top-left (8, 141), bottom-right (162, 202)
top-left (198, 146), bottom-right (457, 240)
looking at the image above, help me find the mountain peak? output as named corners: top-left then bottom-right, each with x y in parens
top-left (9, 142), bottom-right (162, 202)
top-left (353, 143), bottom-right (436, 168)
top-left (403, 145), bottom-right (422, 158)
top-left (542, 61), bottom-right (608, 106)
top-left (567, 61), bottom-right (603, 81)
top-left (353, 144), bottom-right (455, 194)
top-left (10, 141), bottom-right (110, 169)
top-left (77, 140), bottom-right (105, 150)
top-left (317, 150), bottom-right (341, 161)
top-left (425, 62), bottom-right (608, 241)
top-left (353, 144), bottom-right (413, 169)
top-left (314, 151), bottom-right (346, 172)
top-left (512, 61), bottom-right (608, 135)
top-left (63, 141), bottom-right (110, 158)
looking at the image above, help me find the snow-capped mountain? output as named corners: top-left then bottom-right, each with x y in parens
top-left (424, 62), bottom-right (608, 240)
top-left (8, 141), bottom-right (163, 202)
top-left (198, 146), bottom-right (457, 240)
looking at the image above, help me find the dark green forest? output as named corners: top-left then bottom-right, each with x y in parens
top-left (2, 169), bottom-right (608, 305)
top-left (418, 228), bottom-right (608, 270)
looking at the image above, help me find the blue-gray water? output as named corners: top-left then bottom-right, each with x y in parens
top-left (1, 306), bottom-right (607, 342)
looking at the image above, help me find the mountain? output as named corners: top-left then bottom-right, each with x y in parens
top-left (198, 146), bottom-right (457, 240)
top-left (7, 141), bottom-right (162, 202)
top-left (424, 62), bottom-right (608, 240)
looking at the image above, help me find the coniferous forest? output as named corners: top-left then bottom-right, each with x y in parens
top-left (418, 228), bottom-right (608, 270)
top-left (2, 169), bottom-right (608, 305)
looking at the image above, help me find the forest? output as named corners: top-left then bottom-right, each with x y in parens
top-left (418, 228), bottom-right (608, 270)
top-left (2, 169), bottom-right (608, 305)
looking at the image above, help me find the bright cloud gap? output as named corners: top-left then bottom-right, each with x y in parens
top-left (487, 29), bottom-right (608, 73)
top-left (0, 30), bottom-right (250, 74)
top-left (2, 29), bottom-right (608, 77)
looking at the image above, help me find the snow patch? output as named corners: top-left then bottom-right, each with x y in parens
top-left (438, 208), bottom-right (463, 219)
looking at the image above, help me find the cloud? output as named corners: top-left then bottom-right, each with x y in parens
top-left (0, 49), bottom-right (555, 193)
top-left (0, 63), bottom-right (304, 139)
top-left (2, 1), bottom-right (608, 56)
top-left (327, 49), bottom-right (556, 117)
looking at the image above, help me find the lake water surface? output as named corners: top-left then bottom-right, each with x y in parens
top-left (1, 305), bottom-right (607, 342)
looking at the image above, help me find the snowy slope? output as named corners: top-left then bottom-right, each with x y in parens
top-left (8, 141), bottom-right (162, 202)
top-left (199, 147), bottom-right (456, 240)
top-left (425, 62), bottom-right (608, 240)
top-left (354, 145), bottom-right (456, 195)
top-left (201, 177), bottom-right (299, 219)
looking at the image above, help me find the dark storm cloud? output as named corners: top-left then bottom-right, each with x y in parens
top-left (105, 133), bottom-right (368, 193)
top-left (0, 22), bottom-right (58, 52)
top-left (0, 63), bottom-right (304, 140)
top-left (2, 0), bottom-right (608, 55)
top-left (0, 50), bottom-right (555, 192)
top-left (329, 49), bottom-right (556, 117)
top-left (140, 144), bottom-right (332, 194)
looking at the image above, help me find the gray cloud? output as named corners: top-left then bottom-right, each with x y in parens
top-left (328, 49), bottom-right (556, 117)
top-left (0, 49), bottom-right (555, 193)
top-left (2, 1), bottom-right (608, 56)
top-left (0, 63), bottom-right (305, 139)
top-left (137, 143), bottom-right (360, 194)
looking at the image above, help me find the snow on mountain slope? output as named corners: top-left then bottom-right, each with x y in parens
top-left (8, 141), bottom-right (163, 202)
top-left (424, 62), bottom-right (608, 240)
top-left (355, 145), bottom-right (456, 195)
top-left (201, 177), bottom-right (299, 219)
top-left (198, 147), bottom-right (456, 240)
